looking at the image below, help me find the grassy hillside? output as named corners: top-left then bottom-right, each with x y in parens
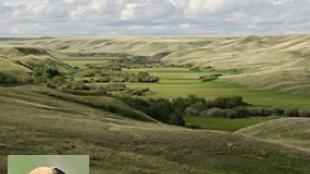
top-left (236, 118), bottom-right (310, 151)
top-left (0, 46), bottom-right (70, 81)
top-left (0, 86), bottom-right (310, 174)
top-left (0, 36), bottom-right (309, 174)
top-left (1, 35), bottom-right (309, 93)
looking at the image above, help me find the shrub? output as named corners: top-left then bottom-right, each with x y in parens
top-left (233, 107), bottom-right (250, 118)
top-left (95, 77), bottom-right (111, 83)
top-left (199, 75), bottom-right (218, 81)
top-left (225, 109), bottom-right (238, 118)
top-left (200, 108), bottom-right (226, 117)
top-left (32, 65), bottom-right (46, 76)
top-left (45, 68), bottom-right (61, 79)
top-left (172, 97), bottom-right (190, 113)
top-left (272, 107), bottom-right (285, 116)
top-left (184, 63), bottom-right (193, 68)
top-left (0, 72), bottom-right (20, 85)
top-left (46, 76), bottom-right (66, 89)
top-left (30, 64), bottom-right (62, 84)
top-left (111, 76), bottom-right (127, 82)
top-left (186, 125), bottom-right (202, 129)
top-left (203, 66), bottom-right (214, 70)
top-left (61, 82), bottom-right (91, 91)
top-left (97, 83), bottom-right (126, 92)
top-left (111, 66), bottom-right (122, 71)
top-left (184, 102), bottom-right (205, 116)
top-left (286, 108), bottom-right (300, 117)
top-left (247, 107), bottom-right (272, 117)
top-left (80, 79), bottom-right (90, 83)
top-left (259, 108), bottom-right (273, 117)
top-left (121, 97), bottom-right (186, 126)
top-left (123, 72), bottom-right (138, 82)
top-left (186, 95), bottom-right (206, 105)
top-left (199, 73), bottom-right (223, 81)
top-left (137, 72), bottom-right (159, 83)
top-left (76, 84), bottom-right (91, 91)
top-left (81, 70), bottom-right (97, 77)
top-left (32, 76), bottom-right (47, 84)
top-left (212, 96), bottom-right (246, 109)
top-left (169, 114), bottom-right (185, 126)
top-left (300, 111), bottom-right (310, 117)
top-left (190, 67), bottom-right (200, 72)
top-left (15, 47), bottom-right (48, 55)
top-left (128, 88), bottom-right (150, 96)
top-left (144, 98), bottom-right (173, 123)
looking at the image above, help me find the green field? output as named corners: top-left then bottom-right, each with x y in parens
top-left (125, 68), bottom-right (310, 109)
top-left (185, 117), bottom-right (273, 132)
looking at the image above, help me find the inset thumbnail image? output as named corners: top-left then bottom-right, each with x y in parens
top-left (8, 155), bottom-right (89, 174)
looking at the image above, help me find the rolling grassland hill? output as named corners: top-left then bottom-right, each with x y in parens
top-left (0, 36), bottom-right (309, 174)
top-left (0, 46), bottom-right (70, 82)
top-left (0, 35), bottom-right (309, 94)
top-left (0, 86), bottom-right (310, 174)
top-left (236, 118), bottom-right (310, 152)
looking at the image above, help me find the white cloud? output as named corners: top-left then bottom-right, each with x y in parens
top-left (0, 0), bottom-right (309, 36)
top-left (71, 0), bottom-right (124, 21)
top-left (121, 0), bottom-right (174, 21)
top-left (13, 0), bottom-right (70, 20)
top-left (0, 2), bottom-right (11, 16)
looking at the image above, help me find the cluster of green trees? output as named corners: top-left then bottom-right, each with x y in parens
top-left (193, 107), bottom-right (278, 118)
top-left (184, 96), bottom-right (310, 118)
top-left (126, 88), bottom-right (150, 96)
top-left (60, 81), bottom-right (126, 93)
top-left (121, 95), bottom-right (248, 126)
top-left (78, 66), bottom-right (160, 83)
top-left (286, 108), bottom-right (310, 117)
top-left (121, 96), bottom-right (189, 126)
top-left (136, 72), bottom-right (159, 82)
top-left (30, 64), bottom-right (62, 84)
top-left (0, 63), bottom-right (67, 87)
top-left (15, 47), bottom-right (48, 55)
top-left (200, 107), bottom-right (310, 118)
top-left (121, 95), bottom-right (310, 126)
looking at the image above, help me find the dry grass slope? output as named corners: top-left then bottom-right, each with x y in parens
top-left (1, 35), bottom-right (309, 93)
top-left (236, 118), bottom-right (310, 151)
top-left (0, 46), bottom-right (70, 81)
top-left (0, 86), bottom-right (310, 174)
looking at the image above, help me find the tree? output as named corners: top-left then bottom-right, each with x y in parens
top-left (199, 74), bottom-right (222, 82)
top-left (46, 68), bottom-right (61, 79)
top-left (286, 108), bottom-right (300, 117)
top-left (212, 96), bottom-right (246, 109)
top-left (272, 107), bottom-right (285, 116)
top-left (190, 67), bottom-right (200, 72)
top-left (169, 114), bottom-right (185, 126)
top-left (300, 111), bottom-right (310, 117)
top-left (200, 108), bottom-right (226, 117)
top-left (137, 72), bottom-right (159, 82)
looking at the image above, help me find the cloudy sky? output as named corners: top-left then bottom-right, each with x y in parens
top-left (0, 0), bottom-right (309, 36)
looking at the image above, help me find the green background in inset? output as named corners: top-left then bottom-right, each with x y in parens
top-left (8, 155), bottom-right (89, 174)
